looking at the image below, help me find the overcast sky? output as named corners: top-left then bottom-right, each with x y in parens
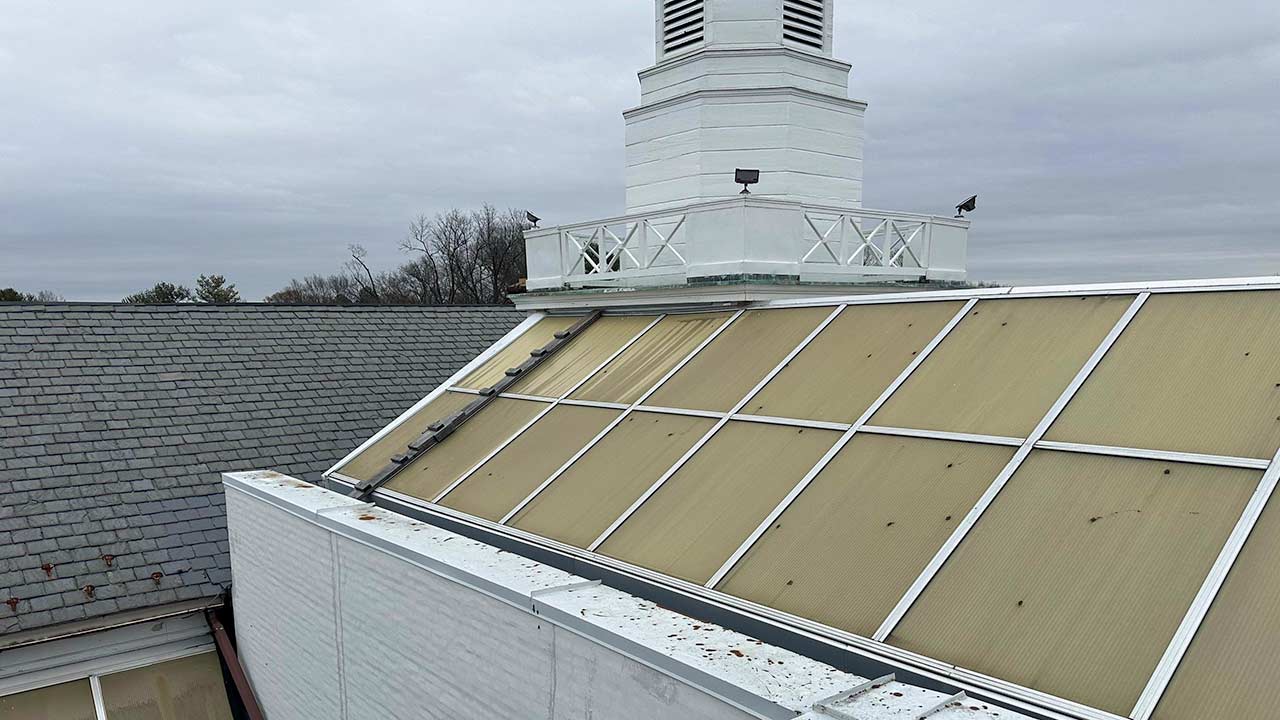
top-left (2, 1), bottom-right (1278, 301)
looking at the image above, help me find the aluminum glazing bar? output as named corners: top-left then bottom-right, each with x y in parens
top-left (429, 315), bottom-right (665, 503)
top-left (350, 310), bottom-right (602, 499)
top-left (1033, 440), bottom-right (1271, 471)
top-left (871, 292), bottom-right (1150, 641)
top-left (586, 304), bottom-right (849, 551)
top-left (1128, 446), bottom-right (1280, 720)
top-left (704, 298), bottom-right (979, 589)
top-left (497, 310), bottom-right (747, 525)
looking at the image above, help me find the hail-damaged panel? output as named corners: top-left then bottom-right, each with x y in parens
top-left (439, 404), bottom-right (620, 522)
top-left (570, 312), bottom-right (732, 404)
top-left (888, 451), bottom-right (1258, 715)
top-left (871, 295), bottom-right (1133, 437)
top-left (510, 411), bottom-right (718, 547)
top-left (384, 398), bottom-right (547, 501)
top-left (746, 300), bottom-right (964, 422)
top-left (1047, 290), bottom-right (1280, 459)
top-left (509, 315), bottom-right (658, 399)
top-left (717, 434), bottom-right (1015, 636)
top-left (598, 421), bottom-right (840, 584)
top-left (455, 315), bottom-right (579, 390)
top-left (100, 653), bottom-right (234, 720)
top-left (644, 307), bottom-right (831, 412)
top-left (335, 390), bottom-right (476, 483)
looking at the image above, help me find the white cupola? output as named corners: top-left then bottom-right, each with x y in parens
top-left (627, 0), bottom-right (863, 213)
top-left (518, 0), bottom-right (969, 309)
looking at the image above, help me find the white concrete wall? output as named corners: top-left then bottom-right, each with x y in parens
top-left (224, 472), bottom-right (859, 720)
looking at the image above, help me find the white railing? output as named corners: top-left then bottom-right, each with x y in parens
top-left (524, 197), bottom-right (967, 291)
top-left (800, 209), bottom-right (930, 272)
top-left (558, 211), bottom-right (690, 284)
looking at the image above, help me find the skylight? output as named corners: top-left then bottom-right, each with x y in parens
top-left (330, 281), bottom-right (1280, 720)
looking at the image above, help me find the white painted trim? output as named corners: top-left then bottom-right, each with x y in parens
top-left (1033, 441), bottom-right (1272, 470)
top-left (432, 316), bottom-right (664, 504)
top-left (1129, 447), bottom-right (1280, 720)
top-left (587, 304), bottom-right (848, 551)
top-left (323, 311), bottom-right (542, 478)
top-left (858, 425), bottom-right (1025, 448)
top-left (89, 675), bottom-right (106, 720)
top-left (498, 310), bottom-right (745, 525)
top-left (705, 299), bottom-right (978, 589)
top-left (730, 413), bottom-right (853, 432)
top-left (871, 292), bottom-right (1151, 641)
top-left (634, 404), bottom-right (727, 419)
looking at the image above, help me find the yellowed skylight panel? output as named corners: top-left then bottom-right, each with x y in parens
top-left (598, 421), bottom-right (841, 584)
top-left (439, 404), bottom-right (620, 522)
top-left (644, 307), bottom-right (833, 412)
top-left (510, 315), bottom-right (658, 399)
top-left (570, 312), bottom-right (732, 404)
top-left (1047, 290), bottom-right (1280, 459)
top-left (717, 435), bottom-right (1014, 637)
top-left (455, 315), bottom-right (576, 390)
top-left (100, 652), bottom-right (234, 720)
top-left (384, 398), bottom-right (547, 502)
top-left (335, 390), bottom-right (476, 483)
top-left (509, 411), bottom-right (717, 547)
top-left (888, 451), bottom-right (1259, 716)
top-left (1151, 486), bottom-right (1280, 720)
top-left (0, 680), bottom-right (96, 720)
top-left (747, 301), bottom-right (965, 423)
top-left (870, 295), bottom-right (1133, 438)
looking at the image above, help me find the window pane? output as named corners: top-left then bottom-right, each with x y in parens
top-left (1, 680), bottom-right (96, 720)
top-left (336, 391), bottom-right (476, 482)
top-left (510, 411), bottom-right (717, 547)
top-left (456, 315), bottom-right (575, 390)
top-left (439, 405), bottom-right (620, 521)
top-left (385, 398), bottom-right (548, 501)
top-left (1047, 290), bottom-right (1280, 459)
top-left (717, 434), bottom-right (1014, 636)
top-left (570, 312), bottom-right (732, 404)
top-left (644, 307), bottom-right (832, 412)
top-left (871, 296), bottom-right (1133, 438)
top-left (1153, 491), bottom-right (1280, 720)
top-left (511, 316), bottom-right (657, 398)
top-left (888, 451), bottom-right (1258, 715)
top-left (746, 301), bottom-right (964, 423)
top-left (598, 421), bottom-right (840, 584)
top-left (101, 652), bottom-right (234, 720)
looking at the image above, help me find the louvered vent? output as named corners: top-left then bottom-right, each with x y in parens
top-left (662, 0), bottom-right (705, 56)
top-left (783, 0), bottom-right (826, 50)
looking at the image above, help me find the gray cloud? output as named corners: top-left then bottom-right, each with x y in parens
top-left (2, 0), bottom-right (1278, 300)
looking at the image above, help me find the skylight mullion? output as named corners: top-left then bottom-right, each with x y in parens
top-left (586, 304), bottom-right (848, 552)
top-left (704, 298), bottom-right (978, 589)
top-left (1034, 440), bottom-right (1272, 471)
top-left (427, 315), bottom-right (665, 504)
top-left (857, 425), bottom-right (1025, 448)
top-left (1129, 446), bottom-right (1280, 720)
top-left (871, 291), bottom-right (1151, 642)
top-left (497, 310), bottom-right (745, 525)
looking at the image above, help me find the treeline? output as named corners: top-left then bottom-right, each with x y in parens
top-left (3, 205), bottom-right (531, 306)
top-left (266, 205), bottom-right (528, 305)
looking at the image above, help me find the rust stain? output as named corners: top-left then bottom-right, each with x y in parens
top-left (41, 563), bottom-right (54, 578)
top-left (358, 514), bottom-right (378, 521)
top-left (151, 571), bottom-right (164, 585)
top-left (102, 554), bottom-right (115, 567)
top-left (4, 598), bottom-right (17, 612)
top-left (83, 585), bottom-right (96, 599)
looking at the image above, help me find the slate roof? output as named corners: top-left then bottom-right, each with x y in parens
top-left (0, 302), bottom-right (526, 635)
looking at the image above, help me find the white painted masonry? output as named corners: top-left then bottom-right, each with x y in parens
top-left (225, 471), bottom-right (1028, 720)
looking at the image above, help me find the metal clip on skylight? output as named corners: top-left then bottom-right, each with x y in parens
top-left (349, 311), bottom-right (602, 500)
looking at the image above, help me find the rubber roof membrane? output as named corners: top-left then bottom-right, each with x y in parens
top-left (332, 285), bottom-right (1280, 720)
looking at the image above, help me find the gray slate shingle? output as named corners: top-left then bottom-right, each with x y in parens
top-left (0, 302), bottom-right (525, 635)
